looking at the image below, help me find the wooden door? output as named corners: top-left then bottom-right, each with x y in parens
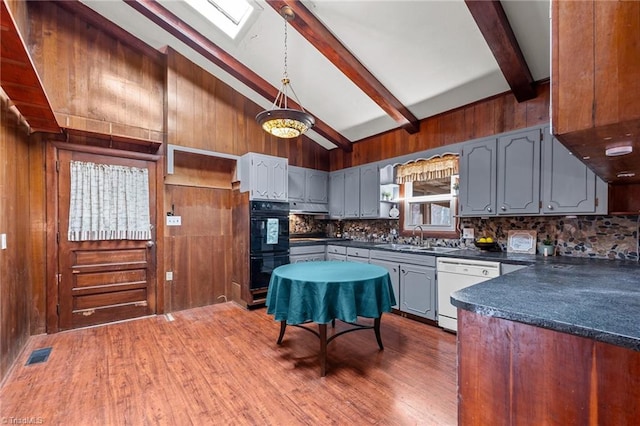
top-left (55, 148), bottom-right (157, 330)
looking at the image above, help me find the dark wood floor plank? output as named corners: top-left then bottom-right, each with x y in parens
top-left (0, 303), bottom-right (457, 425)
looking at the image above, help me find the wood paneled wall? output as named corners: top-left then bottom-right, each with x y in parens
top-left (163, 185), bottom-right (233, 311)
top-left (25, 1), bottom-right (165, 143)
top-left (0, 96), bottom-right (42, 379)
top-left (165, 48), bottom-right (330, 170)
top-left (330, 82), bottom-right (550, 170)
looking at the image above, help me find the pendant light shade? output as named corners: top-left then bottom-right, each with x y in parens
top-left (256, 6), bottom-right (315, 138)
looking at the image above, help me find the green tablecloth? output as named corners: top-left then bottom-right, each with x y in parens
top-left (266, 261), bottom-right (395, 325)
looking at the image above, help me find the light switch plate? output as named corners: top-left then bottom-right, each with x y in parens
top-left (462, 228), bottom-right (475, 239)
top-left (166, 271), bottom-right (173, 281)
top-left (166, 216), bottom-right (182, 226)
top-left (1, 233), bottom-right (6, 250)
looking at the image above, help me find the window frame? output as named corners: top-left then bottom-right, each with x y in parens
top-left (401, 175), bottom-right (459, 235)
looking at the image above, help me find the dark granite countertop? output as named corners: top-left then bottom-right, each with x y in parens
top-left (291, 238), bottom-right (640, 350)
top-left (451, 257), bottom-right (640, 351)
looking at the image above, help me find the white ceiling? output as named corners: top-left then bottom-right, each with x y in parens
top-left (80, 0), bottom-right (550, 150)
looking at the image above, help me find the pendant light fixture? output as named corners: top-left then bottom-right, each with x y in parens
top-left (256, 5), bottom-right (315, 138)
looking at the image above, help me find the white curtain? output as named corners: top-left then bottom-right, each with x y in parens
top-left (68, 161), bottom-right (152, 241)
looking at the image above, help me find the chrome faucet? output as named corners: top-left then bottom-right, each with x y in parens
top-left (413, 225), bottom-right (424, 246)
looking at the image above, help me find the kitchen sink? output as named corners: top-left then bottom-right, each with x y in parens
top-left (374, 243), bottom-right (458, 253)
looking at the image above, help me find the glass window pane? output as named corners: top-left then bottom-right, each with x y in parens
top-left (410, 177), bottom-right (451, 197)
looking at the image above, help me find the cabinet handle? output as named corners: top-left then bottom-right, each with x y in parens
top-left (500, 206), bottom-right (506, 211)
top-left (487, 207), bottom-right (492, 212)
top-left (393, 267), bottom-right (397, 272)
top-left (547, 205), bottom-right (553, 210)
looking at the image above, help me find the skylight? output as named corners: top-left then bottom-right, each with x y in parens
top-left (183, 0), bottom-right (254, 39)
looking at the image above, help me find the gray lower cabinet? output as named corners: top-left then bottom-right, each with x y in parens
top-left (369, 259), bottom-right (400, 309)
top-left (326, 244), bottom-right (347, 261)
top-left (290, 245), bottom-right (325, 263)
top-left (399, 263), bottom-right (436, 320)
top-left (369, 250), bottom-right (436, 320)
top-left (346, 247), bottom-right (369, 263)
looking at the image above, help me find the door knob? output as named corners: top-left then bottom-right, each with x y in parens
top-left (146, 240), bottom-right (155, 248)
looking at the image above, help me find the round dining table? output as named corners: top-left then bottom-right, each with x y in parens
top-left (266, 260), bottom-right (395, 376)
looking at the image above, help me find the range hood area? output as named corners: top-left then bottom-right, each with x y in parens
top-left (289, 201), bottom-right (330, 216)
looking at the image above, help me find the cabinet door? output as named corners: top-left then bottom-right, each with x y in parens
top-left (460, 138), bottom-right (497, 216)
top-left (541, 133), bottom-right (598, 214)
top-left (306, 170), bottom-right (328, 203)
top-left (400, 264), bottom-right (436, 320)
top-left (497, 129), bottom-right (541, 215)
top-left (326, 253), bottom-right (346, 261)
top-left (269, 157), bottom-right (288, 201)
top-left (344, 168), bottom-right (361, 218)
top-left (329, 171), bottom-right (345, 218)
top-left (288, 166), bottom-right (306, 202)
top-left (359, 164), bottom-right (380, 218)
top-left (369, 259), bottom-right (399, 309)
top-left (252, 155), bottom-right (271, 200)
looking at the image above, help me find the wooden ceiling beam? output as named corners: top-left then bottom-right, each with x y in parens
top-left (266, 0), bottom-right (420, 135)
top-left (465, 0), bottom-right (536, 102)
top-left (123, 0), bottom-right (352, 152)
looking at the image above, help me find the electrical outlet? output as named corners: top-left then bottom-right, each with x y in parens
top-left (166, 271), bottom-right (173, 281)
top-left (166, 215), bottom-right (182, 226)
top-left (462, 228), bottom-right (475, 239)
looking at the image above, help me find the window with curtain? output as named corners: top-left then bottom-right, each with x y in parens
top-left (68, 161), bottom-right (152, 241)
top-left (396, 155), bottom-right (459, 233)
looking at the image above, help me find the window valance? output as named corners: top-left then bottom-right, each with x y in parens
top-left (395, 155), bottom-right (459, 184)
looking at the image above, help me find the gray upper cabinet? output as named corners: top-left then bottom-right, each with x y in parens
top-left (329, 165), bottom-right (378, 219)
top-left (359, 164), bottom-right (380, 218)
top-left (329, 171), bottom-right (345, 218)
top-left (459, 137), bottom-right (497, 216)
top-left (288, 166), bottom-right (328, 203)
top-left (541, 129), bottom-right (608, 214)
top-left (344, 168), bottom-right (360, 218)
top-left (288, 165), bottom-right (306, 202)
top-left (496, 129), bottom-right (541, 215)
top-left (306, 169), bottom-right (329, 203)
top-left (240, 153), bottom-right (288, 201)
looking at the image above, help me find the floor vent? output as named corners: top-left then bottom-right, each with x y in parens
top-left (26, 347), bottom-right (52, 366)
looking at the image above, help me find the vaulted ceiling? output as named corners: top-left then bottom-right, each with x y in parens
top-left (2, 0), bottom-right (551, 151)
top-left (79, 0), bottom-right (550, 151)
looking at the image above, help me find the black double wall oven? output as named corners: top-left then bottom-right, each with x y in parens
top-left (249, 201), bottom-right (290, 291)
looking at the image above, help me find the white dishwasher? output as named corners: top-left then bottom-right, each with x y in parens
top-left (437, 258), bottom-right (500, 332)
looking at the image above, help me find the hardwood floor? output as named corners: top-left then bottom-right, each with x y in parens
top-left (0, 303), bottom-right (457, 425)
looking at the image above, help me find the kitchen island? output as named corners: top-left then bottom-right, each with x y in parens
top-left (451, 257), bottom-right (640, 425)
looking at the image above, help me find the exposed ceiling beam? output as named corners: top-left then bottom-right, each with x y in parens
top-left (1, 0), bottom-right (60, 134)
top-left (465, 0), bottom-right (536, 103)
top-left (266, 0), bottom-right (420, 135)
top-left (123, 0), bottom-right (352, 152)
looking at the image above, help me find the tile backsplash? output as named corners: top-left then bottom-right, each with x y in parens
top-left (290, 214), bottom-right (639, 261)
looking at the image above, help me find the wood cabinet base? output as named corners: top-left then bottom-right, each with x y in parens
top-left (457, 309), bottom-right (640, 425)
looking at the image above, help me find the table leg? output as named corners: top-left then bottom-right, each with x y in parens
top-left (277, 320), bottom-right (286, 344)
top-left (374, 317), bottom-right (383, 350)
top-left (319, 323), bottom-right (327, 377)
